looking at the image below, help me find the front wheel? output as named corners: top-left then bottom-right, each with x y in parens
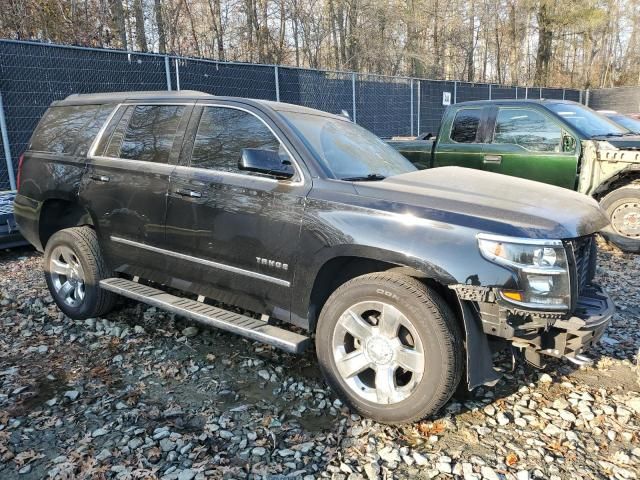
top-left (315, 273), bottom-right (463, 424)
top-left (44, 226), bottom-right (117, 319)
top-left (599, 184), bottom-right (640, 253)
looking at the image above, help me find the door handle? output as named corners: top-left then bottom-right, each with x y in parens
top-left (483, 155), bottom-right (502, 165)
top-left (175, 188), bottom-right (202, 198)
top-left (90, 174), bottom-right (110, 182)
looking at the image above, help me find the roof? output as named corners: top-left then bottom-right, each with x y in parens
top-left (52, 90), bottom-right (348, 120)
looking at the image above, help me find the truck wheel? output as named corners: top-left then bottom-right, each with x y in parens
top-left (315, 273), bottom-right (463, 424)
top-left (599, 184), bottom-right (640, 253)
top-left (44, 226), bottom-right (116, 320)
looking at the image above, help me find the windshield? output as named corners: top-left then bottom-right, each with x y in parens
top-left (606, 114), bottom-right (640, 134)
top-left (546, 103), bottom-right (628, 138)
top-left (281, 111), bottom-right (417, 180)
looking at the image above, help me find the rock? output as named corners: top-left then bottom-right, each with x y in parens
top-left (626, 397), bottom-right (640, 414)
top-left (378, 446), bottom-right (400, 463)
top-left (559, 410), bottom-right (576, 423)
top-left (178, 469), bottom-right (196, 480)
top-left (18, 465), bottom-right (31, 474)
top-left (480, 466), bottom-right (500, 480)
top-left (516, 471), bottom-right (530, 480)
top-left (412, 452), bottom-right (429, 466)
top-left (436, 462), bottom-right (452, 474)
top-left (182, 326), bottom-right (199, 337)
top-left (134, 325), bottom-right (145, 334)
top-left (539, 373), bottom-right (553, 384)
top-left (543, 424), bottom-right (564, 437)
top-left (128, 437), bottom-right (143, 450)
top-left (496, 412), bottom-right (510, 425)
top-left (251, 447), bottom-right (266, 456)
top-left (92, 428), bottom-right (109, 437)
top-left (258, 370), bottom-right (270, 381)
top-left (364, 463), bottom-right (379, 480)
top-left (64, 390), bottom-right (80, 401)
top-left (160, 438), bottom-right (176, 452)
top-left (96, 449), bottom-right (112, 461)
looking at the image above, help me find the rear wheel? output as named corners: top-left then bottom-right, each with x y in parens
top-left (44, 226), bottom-right (116, 319)
top-left (315, 273), bottom-right (463, 424)
top-left (599, 184), bottom-right (640, 253)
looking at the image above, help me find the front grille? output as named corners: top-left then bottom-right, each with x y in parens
top-left (571, 235), bottom-right (596, 295)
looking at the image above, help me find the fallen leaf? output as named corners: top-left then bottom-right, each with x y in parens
top-left (506, 452), bottom-right (518, 466)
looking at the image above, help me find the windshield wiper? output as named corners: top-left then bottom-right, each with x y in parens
top-left (341, 173), bottom-right (387, 181)
top-left (592, 133), bottom-right (624, 138)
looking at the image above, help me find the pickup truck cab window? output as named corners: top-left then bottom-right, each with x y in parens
top-left (450, 108), bottom-right (482, 143)
top-left (281, 111), bottom-right (415, 180)
top-left (105, 105), bottom-right (186, 163)
top-left (191, 106), bottom-right (289, 176)
top-left (493, 107), bottom-right (562, 152)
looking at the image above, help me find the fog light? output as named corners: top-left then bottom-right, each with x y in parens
top-left (528, 275), bottom-right (554, 294)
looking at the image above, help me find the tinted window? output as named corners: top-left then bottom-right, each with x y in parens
top-left (106, 105), bottom-right (185, 163)
top-left (450, 109), bottom-right (482, 143)
top-left (31, 105), bottom-right (111, 155)
top-left (191, 107), bottom-right (284, 173)
top-left (494, 108), bottom-right (561, 152)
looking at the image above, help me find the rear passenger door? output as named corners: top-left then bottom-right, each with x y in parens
top-left (163, 104), bottom-right (310, 323)
top-left (79, 103), bottom-right (192, 276)
top-left (433, 106), bottom-right (490, 170)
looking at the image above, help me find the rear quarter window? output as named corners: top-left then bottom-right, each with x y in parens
top-left (30, 104), bottom-right (112, 156)
top-left (450, 109), bottom-right (482, 143)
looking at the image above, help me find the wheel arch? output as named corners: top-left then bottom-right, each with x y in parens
top-left (592, 165), bottom-right (640, 200)
top-left (39, 198), bottom-right (95, 249)
top-left (304, 249), bottom-right (459, 333)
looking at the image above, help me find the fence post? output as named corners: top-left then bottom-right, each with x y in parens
top-left (352, 73), bottom-right (357, 123)
top-left (562, 88), bottom-right (566, 100)
top-left (0, 93), bottom-right (16, 191)
top-left (274, 66), bottom-right (280, 102)
top-left (453, 81), bottom-right (457, 104)
top-left (585, 89), bottom-right (590, 107)
top-left (417, 80), bottom-right (421, 134)
top-left (488, 84), bottom-right (492, 100)
top-left (579, 90), bottom-right (583, 104)
top-left (515, 86), bottom-right (518, 99)
top-left (410, 79), bottom-right (414, 137)
top-left (174, 58), bottom-right (181, 91)
top-left (525, 87), bottom-right (528, 99)
top-left (164, 56), bottom-right (172, 91)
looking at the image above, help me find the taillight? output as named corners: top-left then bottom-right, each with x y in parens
top-left (16, 153), bottom-right (24, 190)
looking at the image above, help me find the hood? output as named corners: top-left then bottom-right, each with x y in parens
top-left (592, 135), bottom-right (640, 150)
top-left (354, 167), bottom-right (609, 239)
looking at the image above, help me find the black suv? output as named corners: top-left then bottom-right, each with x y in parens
top-left (15, 91), bottom-right (613, 424)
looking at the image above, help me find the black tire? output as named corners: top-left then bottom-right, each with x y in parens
top-left (599, 184), bottom-right (640, 253)
top-left (315, 272), bottom-right (463, 424)
top-left (44, 226), bottom-right (116, 319)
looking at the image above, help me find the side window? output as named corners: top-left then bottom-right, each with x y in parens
top-left (450, 109), bottom-right (482, 143)
top-left (493, 108), bottom-right (562, 152)
top-left (30, 105), bottom-right (111, 155)
top-left (104, 105), bottom-right (185, 163)
top-left (191, 107), bottom-right (286, 174)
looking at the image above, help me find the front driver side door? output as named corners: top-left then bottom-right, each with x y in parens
top-left (481, 106), bottom-right (579, 189)
top-left (163, 104), bottom-right (311, 325)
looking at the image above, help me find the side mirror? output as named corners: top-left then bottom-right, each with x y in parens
top-left (562, 133), bottom-right (577, 153)
top-left (238, 148), bottom-right (294, 179)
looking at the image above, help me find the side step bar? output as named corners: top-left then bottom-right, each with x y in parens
top-left (99, 278), bottom-right (310, 354)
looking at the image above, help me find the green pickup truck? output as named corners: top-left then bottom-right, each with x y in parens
top-left (389, 100), bottom-right (640, 252)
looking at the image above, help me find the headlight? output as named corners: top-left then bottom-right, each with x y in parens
top-left (477, 233), bottom-right (570, 310)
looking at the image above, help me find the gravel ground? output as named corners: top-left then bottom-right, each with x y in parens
top-left (0, 240), bottom-right (638, 480)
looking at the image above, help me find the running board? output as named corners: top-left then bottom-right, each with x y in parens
top-left (99, 278), bottom-right (310, 354)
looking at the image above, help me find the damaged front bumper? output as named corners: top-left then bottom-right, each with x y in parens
top-left (454, 283), bottom-right (614, 390)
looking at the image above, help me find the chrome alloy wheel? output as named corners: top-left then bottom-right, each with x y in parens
top-left (49, 245), bottom-right (86, 308)
top-left (331, 301), bottom-right (425, 405)
top-left (611, 201), bottom-right (640, 238)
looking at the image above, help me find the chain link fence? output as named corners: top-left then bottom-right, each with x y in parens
top-left (587, 87), bottom-right (640, 114)
top-left (0, 39), bottom-right (584, 191)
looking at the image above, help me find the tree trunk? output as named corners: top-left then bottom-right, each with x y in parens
top-left (154, 0), bottom-right (166, 53)
top-left (534, 3), bottom-right (553, 86)
top-left (132, 0), bottom-right (148, 52)
top-left (110, 0), bottom-right (128, 50)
